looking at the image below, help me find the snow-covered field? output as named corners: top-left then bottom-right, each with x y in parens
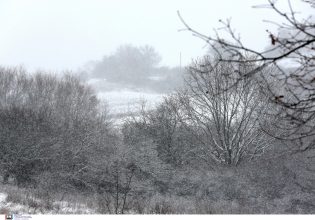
top-left (98, 89), bottom-right (165, 120)
top-left (88, 78), bottom-right (166, 116)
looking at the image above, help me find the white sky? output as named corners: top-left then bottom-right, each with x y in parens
top-left (0, 0), bottom-right (312, 72)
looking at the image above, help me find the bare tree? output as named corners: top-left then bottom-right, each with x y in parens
top-left (177, 56), bottom-right (273, 166)
top-left (178, 0), bottom-right (315, 143)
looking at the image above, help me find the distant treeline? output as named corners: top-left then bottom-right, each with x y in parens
top-left (80, 45), bottom-right (184, 93)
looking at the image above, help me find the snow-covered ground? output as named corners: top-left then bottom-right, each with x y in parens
top-left (0, 188), bottom-right (95, 214)
top-left (98, 89), bottom-right (165, 121)
top-left (87, 77), bottom-right (168, 123)
top-left (0, 192), bottom-right (30, 214)
top-left (0, 193), bottom-right (6, 206)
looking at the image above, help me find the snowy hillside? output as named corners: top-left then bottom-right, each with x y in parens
top-left (97, 89), bottom-right (165, 122)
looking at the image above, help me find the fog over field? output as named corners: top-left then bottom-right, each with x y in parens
top-left (0, 0), bottom-right (315, 216)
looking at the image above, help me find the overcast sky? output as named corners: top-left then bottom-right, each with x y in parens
top-left (0, 0), bottom-right (312, 72)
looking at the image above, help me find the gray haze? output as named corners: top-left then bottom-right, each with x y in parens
top-left (0, 0), bottom-right (311, 72)
top-left (0, 0), bottom-right (315, 215)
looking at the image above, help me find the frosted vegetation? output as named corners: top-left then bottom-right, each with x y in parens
top-left (1, 11), bottom-right (315, 213)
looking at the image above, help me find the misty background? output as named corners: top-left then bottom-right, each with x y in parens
top-left (0, 0), bottom-right (310, 118)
